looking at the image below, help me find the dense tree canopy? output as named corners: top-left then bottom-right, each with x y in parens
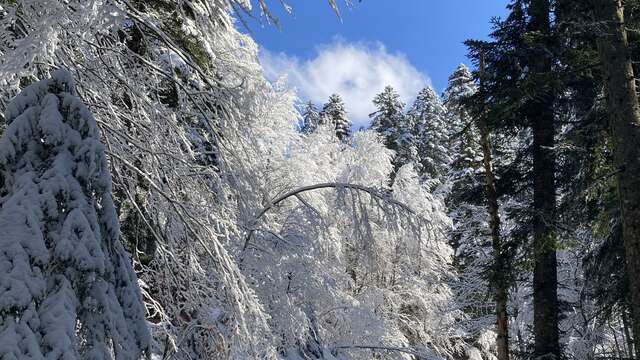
top-left (1, 1), bottom-right (640, 360)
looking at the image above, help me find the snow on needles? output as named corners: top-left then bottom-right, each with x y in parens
top-left (0, 70), bottom-right (150, 360)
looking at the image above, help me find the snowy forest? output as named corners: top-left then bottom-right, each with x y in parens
top-left (0, 0), bottom-right (640, 359)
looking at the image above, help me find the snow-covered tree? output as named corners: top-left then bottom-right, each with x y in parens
top-left (0, 1), bottom-right (284, 357)
top-left (370, 86), bottom-right (406, 145)
top-left (443, 64), bottom-right (481, 177)
top-left (408, 86), bottom-right (451, 181)
top-left (443, 65), bottom-right (477, 116)
top-left (441, 64), bottom-right (511, 360)
top-left (0, 70), bottom-right (149, 359)
top-left (370, 86), bottom-right (417, 177)
top-left (442, 65), bottom-right (483, 269)
top-left (240, 123), bottom-right (462, 359)
top-left (322, 94), bottom-right (351, 141)
top-left (301, 100), bottom-right (323, 134)
top-left (0, 1), bottom-right (470, 359)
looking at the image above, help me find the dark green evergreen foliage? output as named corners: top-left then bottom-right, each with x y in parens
top-left (554, 1), bottom-right (640, 336)
top-left (116, 158), bottom-right (158, 267)
top-left (578, 134), bottom-right (629, 315)
top-left (461, 1), bottom-right (640, 357)
top-left (551, 1), bottom-right (632, 321)
top-left (464, 0), bottom-right (549, 266)
top-left (466, 2), bottom-right (564, 357)
top-left (126, 0), bottom-right (214, 109)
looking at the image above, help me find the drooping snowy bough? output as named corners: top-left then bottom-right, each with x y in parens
top-left (0, 70), bottom-right (149, 359)
top-left (0, 1), bottom-right (463, 358)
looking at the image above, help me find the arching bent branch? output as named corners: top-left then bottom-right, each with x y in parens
top-left (243, 182), bottom-right (419, 251)
top-left (257, 182), bottom-right (416, 219)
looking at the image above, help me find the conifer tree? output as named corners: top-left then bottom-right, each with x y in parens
top-left (301, 101), bottom-right (322, 134)
top-left (549, 6), bottom-right (632, 357)
top-left (408, 86), bottom-right (451, 181)
top-left (0, 70), bottom-right (149, 359)
top-left (443, 64), bottom-right (477, 111)
top-left (370, 86), bottom-right (406, 146)
top-left (443, 64), bottom-right (482, 194)
top-left (442, 65), bottom-right (485, 293)
top-left (443, 62), bottom-right (515, 360)
top-left (466, 1), bottom-right (561, 357)
top-left (526, 3), bottom-right (560, 357)
top-left (370, 86), bottom-right (416, 176)
top-left (321, 94), bottom-right (351, 141)
top-left (591, 0), bottom-right (640, 353)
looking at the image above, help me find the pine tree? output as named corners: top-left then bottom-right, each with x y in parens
top-left (0, 70), bottom-right (149, 359)
top-left (321, 94), bottom-right (351, 141)
top-left (370, 86), bottom-right (416, 176)
top-left (301, 101), bottom-right (322, 134)
top-left (408, 86), bottom-right (451, 181)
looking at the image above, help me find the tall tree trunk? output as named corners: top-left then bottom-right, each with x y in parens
top-left (528, 0), bottom-right (561, 358)
top-left (623, 309), bottom-right (635, 358)
top-left (593, 0), bottom-right (640, 355)
top-left (479, 52), bottom-right (510, 360)
top-left (622, 309), bottom-right (635, 359)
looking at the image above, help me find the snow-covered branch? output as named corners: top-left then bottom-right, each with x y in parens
top-left (244, 181), bottom-right (420, 249)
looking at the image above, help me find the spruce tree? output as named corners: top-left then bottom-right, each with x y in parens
top-left (526, 3), bottom-right (560, 357)
top-left (442, 64), bottom-right (486, 310)
top-left (321, 94), bottom-right (351, 141)
top-left (591, 0), bottom-right (640, 353)
top-left (443, 64), bottom-right (477, 110)
top-left (301, 101), bottom-right (322, 134)
top-left (467, 1), bottom-right (561, 357)
top-left (442, 64), bottom-right (483, 248)
top-left (443, 64), bottom-right (482, 191)
top-left (370, 86), bottom-right (416, 176)
top-left (552, 4), bottom-right (631, 351)
top-left (0, 70), bottom-right (150, 359)
top-left (443, 62), bottom-right (515, 360)
top-left (408, 86), bottom-right (451, 181)
top-left (370, 85), bottom-right (406, 146)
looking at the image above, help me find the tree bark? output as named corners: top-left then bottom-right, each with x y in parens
top-left (479, 51), bottom-right (510, 360)
top-left (593, 0), bottom-right (640, 355)
top-left (623, 310), bottom-right (635, 358)
top-left (528, 0), bottom-right (561, 358)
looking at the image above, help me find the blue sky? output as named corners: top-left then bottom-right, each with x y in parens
top-left (246, 1), bottom-right (509, 127)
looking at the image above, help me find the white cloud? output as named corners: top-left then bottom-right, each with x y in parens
top-left (260, 40), bottom-right (429, 128)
